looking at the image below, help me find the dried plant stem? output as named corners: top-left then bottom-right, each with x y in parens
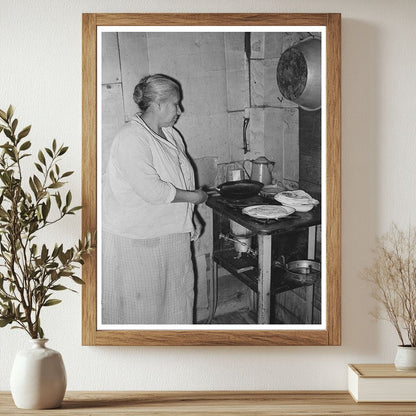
top-left (363, 223), bottom-right (416, 347)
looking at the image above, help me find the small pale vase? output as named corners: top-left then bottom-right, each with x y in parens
top-left (10, 338), bottom-right (67, 409)
top-left (394, 345), bottom-right (416, 371)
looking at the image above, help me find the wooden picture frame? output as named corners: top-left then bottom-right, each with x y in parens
top-left (82, 13), bottom-right (341, 346)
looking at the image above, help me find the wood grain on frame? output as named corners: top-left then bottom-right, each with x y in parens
top-left (82, 13), bottom-right (341, 346)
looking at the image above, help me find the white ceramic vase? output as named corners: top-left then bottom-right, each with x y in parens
top-left (10, 338), bottom-right (67, 409)
top-left (394, 345), bottom-right (416, 371)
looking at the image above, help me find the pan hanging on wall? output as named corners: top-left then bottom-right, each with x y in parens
top-left (276, 37), bottom-right (321, 111)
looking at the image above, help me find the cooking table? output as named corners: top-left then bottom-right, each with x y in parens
top-left (206, 195), bottom-right (322, 324)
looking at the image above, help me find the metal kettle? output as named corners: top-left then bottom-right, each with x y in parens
top-left (243, 156), bottom-right (275, 185)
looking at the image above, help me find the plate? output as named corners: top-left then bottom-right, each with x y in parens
top-left (279, 202), bottom-right (314, 212)
top-left (242, 205), bottom-right (295, 219)
top-left (274, 190), bottom-right (320, 206)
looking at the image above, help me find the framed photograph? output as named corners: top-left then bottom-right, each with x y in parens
top-left (82, 13), bottom-right (341, 346)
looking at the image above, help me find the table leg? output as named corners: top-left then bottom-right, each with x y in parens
top-left (248, 289), bottom-right (257, 313)
top-left (206, 255), bottom-right (218, 324)
top-left (308, 225), bottom-right (317, 260)
top-left (257, 234), bottom-right (272, 324)
top-left (304, 283), bottom-right (314, 324)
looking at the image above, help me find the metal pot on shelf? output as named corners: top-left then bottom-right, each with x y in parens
top-left (274, 256), bottom-right (321, 283)
top-left (230, 220), bottom-right (253, 253)
top-left (232, 234), bottom-right (253, 253)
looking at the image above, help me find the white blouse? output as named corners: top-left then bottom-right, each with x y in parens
top-left (102, 114), bottom-right (195, 239)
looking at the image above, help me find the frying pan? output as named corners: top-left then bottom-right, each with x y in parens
top-left (216, 180), bottom-right (264, 200)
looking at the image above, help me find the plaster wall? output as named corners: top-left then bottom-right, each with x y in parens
top-left (1, 0), bottom-right (416, 391)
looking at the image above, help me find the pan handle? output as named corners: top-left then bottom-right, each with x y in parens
top-left (205, 187), bottom-right (220, 195)
top-left (242, 160), bottom-right (251, 180)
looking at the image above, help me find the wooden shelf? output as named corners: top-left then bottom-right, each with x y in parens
top-left (213, 249), bottom-right (313, 295)
top-left (1, 391), bottom-right (416, 415)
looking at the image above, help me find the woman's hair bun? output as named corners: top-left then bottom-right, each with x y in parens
top-left (133, 74), bottom-right (180, 112)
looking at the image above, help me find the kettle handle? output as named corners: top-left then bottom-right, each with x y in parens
top-left (242, 160), bottom-right (251, 180)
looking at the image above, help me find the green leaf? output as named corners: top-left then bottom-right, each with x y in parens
top-left (71, 276), bottom-right (85, 285)
top-left (58, 250), bottom-right (67, 264)
top-left (59, 271), bottom-right (73, 277)
top-left (43, 299), bottom-right (62, 307)
top-left (41, 244), bottom-right (48, 262)
top-left (48, 182), bottom-right (64, 189)
top-left (6, 105), bottom-right (14, 121)
top-left (19, 140), bottom-right (31, 151)
top-left (38, 150), bottom-right (46, 165)
top-left (19, 153), bottom-right (30, 160)
top-left (52, 139), bottom-right (57, 152)
top-left (51, 244), bottom-right (59, 258)
top-left (65, 190), bottom-right (72, 207)
top-left (50, 284), bottom-right (68, 291)
top-left (3, 129), bottom-right (12, 140)
top-left (45, 147), bottom-right (53, 158)
top-left (29, 177), bottom-right (38, 196)
top-left (0, 317), bottom-right (13, 327)
top-left (11, 118), bottom-right (18, 133)
top-left (0, 109), bottom-right (7, 121)
top-left (38, 325), bottom-right (44, 339)
top-left (69, 206), bottom-right (82, 212)
top-left (61, 171), bottom-right (74, 178)
top-left (34, 163), bottom-right (43, 173)
top-left (58, 146), bottom-right (68, 156)
top-left (33, 175), bottom-right (43, 192)
top-left (55, 244), bottom-right (63, 258)
top-left (17, 125), bottom-right (31, 140)
top-left (31, 244), bottom-right (38, 256)
top-left (41, 202), bottom-right (50, 221)
top-left (55, 192), bottom-right (62, 209)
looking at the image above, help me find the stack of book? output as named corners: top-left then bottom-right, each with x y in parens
top-left (348, 364), bottom-right (416, 402)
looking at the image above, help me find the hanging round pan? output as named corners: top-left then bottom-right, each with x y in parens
top-left (276, 37), bottom-right (321, 111)
top-left (216, 179), bottom-right (264, 200)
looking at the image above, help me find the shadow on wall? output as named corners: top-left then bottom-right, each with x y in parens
top-left (340, 19), bottom-right (381, 355)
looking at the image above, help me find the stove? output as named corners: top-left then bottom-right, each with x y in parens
top-left (210, 194), bottom-right (282, 224)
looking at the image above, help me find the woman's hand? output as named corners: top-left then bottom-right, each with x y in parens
top-left (191, 221), bottom-right (203, 241)
top-left (191, 189), bottom-right (208, 204)
top-left (173, 188), bottom-right (208, 204)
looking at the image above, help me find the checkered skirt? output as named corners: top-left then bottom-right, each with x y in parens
top-left (101, 232), bottom-right (194, 324)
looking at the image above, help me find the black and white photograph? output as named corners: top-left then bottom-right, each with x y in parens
top-left (97, 27), bottom-right (326, 329)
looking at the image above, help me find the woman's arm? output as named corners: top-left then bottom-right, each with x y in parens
top-left (173, 188), bottom-right (208, 205)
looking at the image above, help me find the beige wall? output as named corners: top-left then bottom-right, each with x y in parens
top-left (101, 31), bottom-right (304, 185)
top-left (1, 0), bottom-right (416, 392)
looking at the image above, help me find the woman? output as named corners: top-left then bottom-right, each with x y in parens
top-left (101, 74), bottom-right (207, 325)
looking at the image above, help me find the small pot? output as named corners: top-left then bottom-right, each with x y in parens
top-left (230, 220), bottom-right (251, 236)
top-left (274, 259), bottom-right (321, 283)
top-left (394, 345), bottom-right (416, 371)
top-left (232, 234), bottom-right (253, 253)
